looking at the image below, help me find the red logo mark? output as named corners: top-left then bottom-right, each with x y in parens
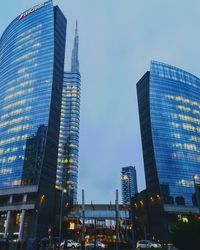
top-left (19, 14), bottom-right (24, 20)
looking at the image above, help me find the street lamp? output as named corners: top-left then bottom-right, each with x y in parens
top-left (193, 175), bottom-right (200, 212)
top-left (59, 188), bottom-right (67, 242)
top-left (122, 174), bottom-right (135, 249)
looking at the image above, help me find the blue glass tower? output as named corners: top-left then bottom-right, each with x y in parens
top-left (137, 61), bottom-right (200, 207)
top-left (57, 21), bottom-right (81, 204)
top-left (0, 0), bottom-right (66, 238)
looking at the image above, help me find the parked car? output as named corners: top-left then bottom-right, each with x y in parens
top-left (85, 240), bottom-right (106, 249)
top-left (136, 240), bottom-right (161, 249)
top-left (60, 239), bottom-right (81, 249)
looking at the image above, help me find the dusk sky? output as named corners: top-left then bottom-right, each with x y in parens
top-left (1, 0), bottom-right (200, 204)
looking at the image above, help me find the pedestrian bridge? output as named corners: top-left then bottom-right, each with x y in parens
top-left (67, 204), bottom-right (130, 220)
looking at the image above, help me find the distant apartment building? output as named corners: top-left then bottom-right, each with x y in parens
top-left (137, 61), bottom-right (200, 241)
top-left (121, 166), bottom-right (138, 204)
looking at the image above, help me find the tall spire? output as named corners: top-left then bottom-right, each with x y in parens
top-left (71, 20), bottom-right (79, 73)
top-left (75, 20), bottom-right (78, 36)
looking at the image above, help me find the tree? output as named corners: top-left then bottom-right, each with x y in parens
top-left (170, 217), bottom-right (200, 250)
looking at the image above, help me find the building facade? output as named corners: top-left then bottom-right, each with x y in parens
top-left (0, 0), bottom-right (66, 239)
top-left (137, 61), bottom-right (200, 241)
top-left (121, 166), bottom-right (138, 204)
top-left (57, 22), bottom-right (81, 204)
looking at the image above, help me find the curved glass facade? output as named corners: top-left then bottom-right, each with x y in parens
top-left (0, 0), bottom-right (66, 190)
top-left (137, 61), bottom-right (200, 207)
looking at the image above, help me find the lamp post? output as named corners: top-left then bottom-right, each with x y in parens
top-left (124, 205), bottom-right (128, 242)
top-left (123, 175), bottom-right (135, 249)
top-left (115, 189), bottom-right (119, 250)
top-left (193, 175), bottom-right (200, 212)
top-left (94, 217), bottom-right (97, 250)
top-left (81, 189), bottom-right (85, 249)
top-left (59, 188), bottom-right (67, 242)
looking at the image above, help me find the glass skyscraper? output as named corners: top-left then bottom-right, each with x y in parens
top-left (57, 22), bottom-right (81, 204)
top-left (0, 0), bottom-right (66, 238)
top-left (121, 166), bottom-right (138, 204)
top-left (137, 61), bottom-right (200, 207)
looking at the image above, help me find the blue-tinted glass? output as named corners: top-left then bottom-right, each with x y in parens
top-left (0, 1), bottom-right (54, 188)
top-left (150, 61), bottom-right (200, 206)
top-left (57, 72), bottom-right (81, 203)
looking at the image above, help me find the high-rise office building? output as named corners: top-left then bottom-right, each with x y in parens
top-left (56, 21), bottom-right (81, 204)
top-left (137, 61), bottom-right (200, 240)
top-left (0, 0), bottom-right (66, 238)
top-left (121, 166), bottom-right (138, 204)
